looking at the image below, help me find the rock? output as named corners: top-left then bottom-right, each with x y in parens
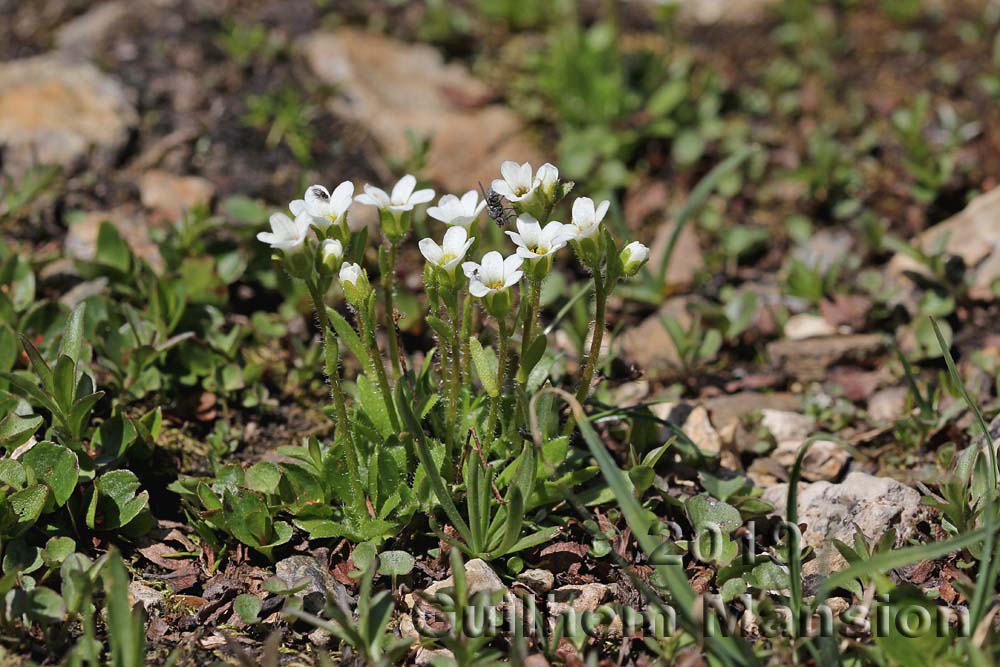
top-left (59, 278), bottom-right (109, 308)
top-left (140, 170), bottom-right (215, 220)
top-left (793, 230), bottom-right (853, 275)
top-left (867, 386), bottom-right (908, 423)
top-left (760, 409), bottom-right (813, 443)
top-left (548, 583), bottom-right (608, 616)
top-left (301, 29), bottom-right (547, 194)
top-left (54, 2), bottom-right (127, 59)
top-left (783, 313), bottom-right (837, 340)
top-left (415, 648), bottom-right (455, 666)
top-left (64, 208), bottom-right (164, 273)
top-left (767, 334), bottom-right (886, 383)
top-left (761, 409), bottom-right (846, 481)
top-left (423, 558), bottom-right (507, 600)
top-left (673, 0), bottom-right (779, 25)
top-left (654, 403), bottom-right (722, 454)
top-left (648, 218), bottom-right (704, 291)
top-left (762, 472), bottom-right (922, 575)
top-left (128, 581), bottom-right (164, 612)
top-left (617, 297), bottom-right (692, 375)
top-left (0, 55), bottom-right (136, 176)
top-left (275, 555), bottom-right (345, 614)
top-left (516, 569), bottom-right (554, 594)
top-left (887, 186), bottom-right (1000, 302)
top-left (703, 391), bottom-right (802, 441)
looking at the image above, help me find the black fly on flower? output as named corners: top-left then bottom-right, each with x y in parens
top-left (479, 182), bottom-right (515, 228)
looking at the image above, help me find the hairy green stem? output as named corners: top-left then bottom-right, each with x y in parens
top-left (575, 271), bottom-right (607, 404)
top-left (381, 241), bottom-right (403, 379)
top-left (446, 291), bottom-right (462, 454)
top-left (518, 278), bottom-right (542, 382)
top-left (307, 280), bottom-right (365, 514)
top-left (461, 292), bottom-right (473, 384)
top-left (486, 317), bottom-right (510, 439)
top-left (358, 303), bottom-right (401, 433)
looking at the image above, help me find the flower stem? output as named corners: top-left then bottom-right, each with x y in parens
top-left (518, 278), bottom-right (542, 382)
top-left (575, 270), bottom-right (607, 404)
top-left (381, 241), bottom-right (403, 379)
top-left (486, 317), bottom-right (510, 439)
top-left (446, 290), bottom-right (462, 449)
top-left (461, 292), bottom-right (473, 384)
top-left (358, 302), bottom-right (401, 433)
top-left (306, 280), bottom-right (365, 515)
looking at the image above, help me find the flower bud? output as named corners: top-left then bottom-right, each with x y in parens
top-left (339, 262), bottom-right (372, 306)
top-left (620, 241), bottom-right (650, 277)
top-left (320, 239), bottom-right (344, 273)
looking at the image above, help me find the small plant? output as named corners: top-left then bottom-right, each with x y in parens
top-left (243, 87), bottom-right (318, 165)
top-left (178, 160), bottom-right (650, 558)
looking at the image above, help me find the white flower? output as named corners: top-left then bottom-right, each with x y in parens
top-left (491, 161), bottom-right (535, 202)
top-left (354, 174), bottom-right (435, 212)
top-left (427, 191), bottom-right (486, 229)
top-left (505, 214), bottom-right (572, 260)
top-left (321, 238), bottom-right (344, 265)
top-left (621, 241), bottom-right (649, 265)
top-left (462, 251), bottom-right (523, 298)
top-left (419, 226), bottom-right (475, 274)
top-left (534, 163), bottom-right (559, 192)
top-left (569, 197), bottom-right (610, 239)
top-left (491, 161), bottom-right (560, 203)
top-left (621, 241), bottom-right (651, 276)
top-left (339, 262), bottom-right (364, 286)
top-left (257, 211), bottom-right (309, 252)
top-left (304, 182), bottom-right (354, 230)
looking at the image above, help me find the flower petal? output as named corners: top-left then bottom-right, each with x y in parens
top-left (418, 238), bottom-right (443, 264)
top-left (502, 253), bottom-right (523, 277)
top-left (391, 174), bottom-right (417, 204)
top-left (409, 188), bottom-right (435, 205)
top-left (462, 261), bottom-right (480, 278)
top-left (595, 199), bottom-right (610, 223)
top-left (480, 251), bottom-right (504, 282)
top-left (469, 280), bottom-right (491, 298)
top-left (499, 160), bottom-right (521, 186)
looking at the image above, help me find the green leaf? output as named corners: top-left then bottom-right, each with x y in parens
top-left (469, 338), bottom-right (499, 398)
top-left (26, 586), bottom-right (66, 624)
top-left (377, 550), bottom-right (415, 577)
top-left (353, 542), bottom-right (377, 573)
top-left (22, 441), bottom-right (79, 507)
top-left (246, 461), bottom-right (281, 495)
top-left (0, 413), bottom-right (43, 452)
top-left (59, 303), bottom-right (86, 364)
top-left (94, 222), bottom-right (132, 274)
top-left (105, 550), bottom-right (146, 667)
top-left (356, 374), bottom-right (392, 438)
top-left (86, 470), bottom-right (150, 531)
top-left (41, 536), bottom-right (77, 567)
top-left (9, 484), bottom-right (48, 535)
top-left (327, 307), bottom-right (368, 369)
top-left (685, 494), bottom-right (741, 534)
top-left (233, 594), bottom-right (263, 624)
top-left (396, 383), bottom-right (471, 540)
top-left (745, 560), bottom-right (790, 591)
top-left (520, 333), bottom-right (547, 379)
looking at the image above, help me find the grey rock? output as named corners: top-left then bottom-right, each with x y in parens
top-left (275, 555), bottom-right (345, 614)
top-left (767, 334), bottom-right (886, 382)
top-left (0, 55), bottom-right (136, 176)
top-left (887, 186), bottom-right (1000, 302)
top-left (516, 569), bottom-right (555, 594)
top-left (763, 472), bottom-right (922, 575)
top-left (55, 2), bottom-right (127, 59)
